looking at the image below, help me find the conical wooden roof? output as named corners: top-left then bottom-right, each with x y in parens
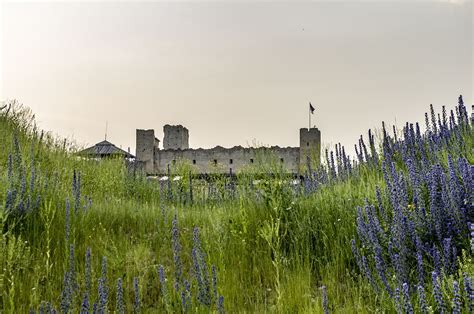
top-left (78, 140), bottom-right (134, 158)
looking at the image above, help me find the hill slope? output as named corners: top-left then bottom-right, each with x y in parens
top-left (0, 98), bottom-right (472, 313)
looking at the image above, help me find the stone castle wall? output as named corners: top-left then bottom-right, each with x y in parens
top-left (156, 146), bottom-right (300, 174)
top-left (136, 126), bottom-right (320, 175)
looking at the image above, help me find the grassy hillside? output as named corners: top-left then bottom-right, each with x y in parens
top-left (0, 98), bottom-right (472, 313)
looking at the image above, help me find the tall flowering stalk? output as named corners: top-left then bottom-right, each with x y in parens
top-left (452, 281), bottom-right (461, 314)
top-left (98, 257), bottom-right (108, 312)
top-left (417, 285), bottom-right (428, 314)
top-left (157, 265), bottom-right (168, 305)
top-left (192, 227), bottom-right (211, 307)
top-left (81, 293), bottom-right (90, 314)
top-left (351, 97), bottom-right (472, 310)
top-left (85, 248), bottom-right (91, 294)
top-left (463, 274), bottom-right (473, 313)
top-left (60, 271), bottom-right (73, 313)
top-left (432, 272), bottom-right (446, 313)
top-left (133, 277), bottom-right (140, 313)
top-left (321, 285), bottom-right (329, 314)
top-left (402, 283), bottom-right (413, 314)
top-left (217, 295), bottom-right (225, 314)
top-left (116, 278), bottom-right (124, 314)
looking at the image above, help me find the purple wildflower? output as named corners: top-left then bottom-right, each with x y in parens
top-left (85, 248), bottom-right (91, 293)
top-left (60, 271), bottom-right (73, 313)
top-left (321, 285), bottom-right (329, 314)
top-left (394, 287), bottom-right (402, 314)
top-left (330, 151), bottom-right (336, 179)
top-left (183, 279), bottom-right (192, 310)
top-left (133, 277), bottom-right (140, 313)
top-left (449, 109), bottom-right (455, 130)
top-left (5, 190), bottom-right (13, 213)
top-left (116, 278), bottom-right (124, 314)
top-left (354, 144), bottom-right (362, 164)
top-left (463, 273), bottom-right (472, 313)
top-left (430, 104), bottom-right (437, 135)
top-left (81, 293), bottom-right (90, 314)
top-left (432, 271), bottom-right (446, 313)
top-left (415, 122), bottom-right (422, 144)
top-left (356, 207), bottom-right (370, 245)
top-left (98, 257), bottom-right (108, 312)
top-left (68, 244), bottom-right (76, 291)
top-left (374, 247), bottom-right (392, 297)
top-left (217, 295), bottom-right (225, 314)
top-left (432, 246), bottom-right (442, 278)
top-left (417, 285), bottom-right (428, 313)
top-left (393, 254), bottom-right (405, 288)
top-left (193, 227), bottom-right (211, 307)
top-left (442, 238), bottom-right (452, 273)
top-left (361, 255), bottom-right (378, 292)
top-left (158, 264), bottom-right (167, 300)
top-left (402, 283), bottom-right (413, 314)
top-left (351, 239), bottom-right (361, 271)
top-left (181, 291), bottom-right (187, 311)
top-left (452, 281), bottom-right (461, 314)
top-left (416, 250), bottom-right (424, 286)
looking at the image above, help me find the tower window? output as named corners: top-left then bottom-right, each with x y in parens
top-left (280, 158), bottom-right (284, 163)
top-left (229, 159), bottom-right (233, 164)
top-left (213, 159), bottom-right (217, 165)
top-left (307, 142), bottom-right (310, 147)
top-left (250, 158), bottom-right (254, 163)
top-left (172, 159), bottom-right (176, 165)
top-left (193, 160), bottom-right (196, 165)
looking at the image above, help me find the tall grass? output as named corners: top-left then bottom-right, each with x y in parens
top-left (0, 98), bottom-right (472, 313)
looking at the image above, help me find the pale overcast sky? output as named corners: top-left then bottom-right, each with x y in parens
top-left (1, 1), bottom-right (472, 154)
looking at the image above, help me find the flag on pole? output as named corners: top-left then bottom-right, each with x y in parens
top-left (309, 102), bottom-right (315, 114)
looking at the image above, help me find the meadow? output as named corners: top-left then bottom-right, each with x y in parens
top-left (0, 97), bottom-right (472, 313)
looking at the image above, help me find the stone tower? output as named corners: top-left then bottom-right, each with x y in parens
top-left (163, 125), bottom-right (189, 150)
top-left (299, 127), bottom-right (321, 168)
top-left (136, 129), bottom-right (159, 174)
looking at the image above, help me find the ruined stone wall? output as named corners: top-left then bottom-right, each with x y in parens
top-left (136, 125), bottom-right (321, 175)
top-left (154, 146), bottom-right (300, 174)
top-left (163, 125), bottom-right (189, 150)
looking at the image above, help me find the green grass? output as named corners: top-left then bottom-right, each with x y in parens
top-left (0, 102), bottom-right (472, 313)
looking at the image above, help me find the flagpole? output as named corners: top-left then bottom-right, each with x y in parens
top-left (308, 103), bottom-right (311, 130)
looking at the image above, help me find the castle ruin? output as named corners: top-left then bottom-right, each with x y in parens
top-left (136, 125), bottom-right (321, 175)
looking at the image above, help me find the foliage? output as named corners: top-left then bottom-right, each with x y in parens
top-left (0, 97), bottom-right (472, 312)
